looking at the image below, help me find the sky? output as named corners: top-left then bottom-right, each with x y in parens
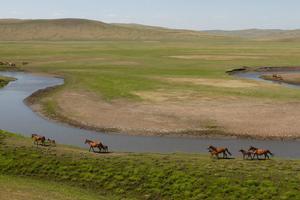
top-left (0, 0), bottom-right (300, 30)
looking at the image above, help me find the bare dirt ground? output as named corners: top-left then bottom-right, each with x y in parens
top-left (163, 77), bottom-right (260, 88)
top-left (31, 88), bottom-right (300, 139)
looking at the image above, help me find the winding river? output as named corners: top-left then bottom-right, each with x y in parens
top-left (1, 71), bottom-right (300, 158)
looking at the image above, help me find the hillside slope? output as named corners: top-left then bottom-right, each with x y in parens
top-left (0, 18), bottom-right (222, 41)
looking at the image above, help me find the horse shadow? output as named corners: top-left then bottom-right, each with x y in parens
top-left (213, 157), bottom-right (235, 160)
top-left (92, 151), bottom-right (111, 154)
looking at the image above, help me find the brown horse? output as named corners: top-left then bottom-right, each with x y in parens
top-left (31, 134), bottom-right (45, 146)
top-left (208, 145), bottom-right (232, 159)
top-left (239, 149), bottom-right (253, 160)
top-left (85, 139), bottom-right (107, 153)
top-left (248, 146), bottom-right (273, 160)
top-left (272, 74), bottom-right (283, 81)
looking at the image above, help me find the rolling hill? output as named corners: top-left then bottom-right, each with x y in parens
top-left (1, 18), bottom-right (300, 41)
top-left (0, 18), bottom-right (222, 41)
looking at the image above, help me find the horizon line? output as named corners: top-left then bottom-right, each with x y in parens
top-left (0, 17), bottom-right (299, 32)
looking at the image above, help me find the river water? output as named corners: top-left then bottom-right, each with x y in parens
top-left (1, 71), bottom-right (300, 158)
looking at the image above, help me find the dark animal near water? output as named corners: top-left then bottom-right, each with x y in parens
top-left (31, 134), bottom-right (46, 146)
top-left (239, 149), bottom-right (253, 160)
top-left (248, 146), bottom-right (273, 160)
top-left (208, 145), bottom-right (232, 159)
top-left (47, 138), bottom-right (56, 146)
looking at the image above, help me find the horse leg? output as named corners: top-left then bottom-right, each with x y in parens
top-left (266, 153), bottom-right (269, 159)
top-left (89, 146), bottom-right (92, 152)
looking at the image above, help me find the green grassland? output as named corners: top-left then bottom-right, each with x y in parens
top-left (1, 19), bottom-right (300, 103)
top-left (0, 175), bottom-right (110, 200)
top-left (2, 39), bottom-right (300, 102)
top-left (2, 19), bottom-right (300, 200)
top-left (0, 130), bottom-right (300, 200)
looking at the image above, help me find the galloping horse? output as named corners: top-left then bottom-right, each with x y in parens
top-left (31, 134), bottom-right (45, 146)
top-left (248, 146), bottom-right (273, 160)
top-left (239, 149), bottom-right (253, 160)
top-left (85, 139), bottom-right (107, 153)
top-left (208, 145), bottom-right (232, 159)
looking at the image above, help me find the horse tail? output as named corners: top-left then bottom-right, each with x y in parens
top-left (225, 148), bottom-right (232, 156)
top-left (267, 150), bottom-right (273, 157)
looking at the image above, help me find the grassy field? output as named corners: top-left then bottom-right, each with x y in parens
top-left (0, 175), bottom-right (110, 200)
top-left (2, 40), bottom-right (300, 100)
top-left (0, 130), bottom-right (300, 200)
top-left (0, 76), bottom-right (14, 88)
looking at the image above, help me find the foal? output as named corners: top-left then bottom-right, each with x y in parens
top-left (239, 149), bottom-right (253, 160)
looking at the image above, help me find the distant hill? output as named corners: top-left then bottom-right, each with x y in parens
top-left (2, 18), bottom-right (299, 41)
top-left (204, 29), bottom-right (300, 41)
top-left (0, 18), bottom-right (223, 41)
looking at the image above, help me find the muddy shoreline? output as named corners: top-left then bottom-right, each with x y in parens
top-left (261, 74), bottom-right (300, 86)
top-left (227, 66), bottom-right (300, 74)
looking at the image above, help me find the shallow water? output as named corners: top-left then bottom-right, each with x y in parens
top-left (1, 71), bottom-right (300, 158)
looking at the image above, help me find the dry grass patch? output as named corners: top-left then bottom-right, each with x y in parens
top-left (169, 54), bottom-right (264, 60)
top-left (163, 77), bottom-right (261, 88)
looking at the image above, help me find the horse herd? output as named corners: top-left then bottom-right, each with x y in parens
top-left (31, 134), bottom-right (109, 153)
top-left (208, 145), bottom-right (274, 160)
top-left (31, 134), bottom-right (273, 159)
top-left (31, 134), bottom-right (56, 147)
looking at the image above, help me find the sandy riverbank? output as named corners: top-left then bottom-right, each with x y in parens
top-left (25, 86), bottom-right (300, 140)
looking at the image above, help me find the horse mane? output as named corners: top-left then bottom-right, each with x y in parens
top-left (208, 145), bottom-right (217, 150)
top-left (249, 146), bottom-right (258, 150)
